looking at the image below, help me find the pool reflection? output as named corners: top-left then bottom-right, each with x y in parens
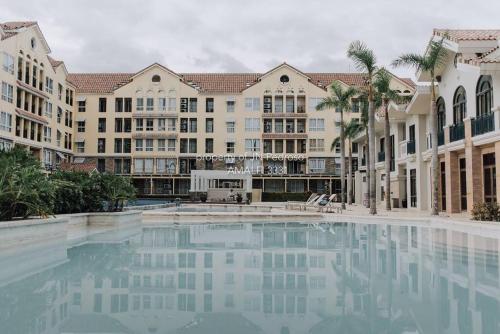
top-left (0, 222), bottom-right (499, 334)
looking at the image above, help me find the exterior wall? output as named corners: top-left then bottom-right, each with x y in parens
top-left (0, 24), bottom-right (74, 168)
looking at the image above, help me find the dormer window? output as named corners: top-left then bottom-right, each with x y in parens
top-left (152, 75), bottom-right (161, 83)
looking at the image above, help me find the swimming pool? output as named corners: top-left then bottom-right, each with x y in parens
top-left (164, 204), bottom-right (273, 213)
top-left (1, 221), bottom-right (499, 333)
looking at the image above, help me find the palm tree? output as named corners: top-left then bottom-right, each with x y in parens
top-left (392, 35), bottom-right (448, 215)
top-left (317, 81), bottom-right (358, 210)
top-left (373, 68), bottom-right (412, 210)
top-left (348, 41), bottom-right (378, 214)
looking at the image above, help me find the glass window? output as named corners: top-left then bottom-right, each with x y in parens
top-left (245, 97), bottom-right (260, 112)
top-left (453, 86), bottom-right (467, 124)
top-left (476, 75), bottom-right (493, 116)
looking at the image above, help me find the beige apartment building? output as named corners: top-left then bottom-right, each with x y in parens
top-left (355, 29), bottom-right (500, 215)
top-left (0, 20), bottom-right (417, 200)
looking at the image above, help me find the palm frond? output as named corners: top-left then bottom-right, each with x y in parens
top-left (391, 53), bottom-right (426, 72)
top-left (347, 40), bottom-right (377, 74)
top-left (315, 97), bottom-right (338, 111)
top-left (330, 136), bottom-right (341, 152)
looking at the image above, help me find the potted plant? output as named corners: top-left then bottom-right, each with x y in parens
top-left (236, 193), bottom-right (243, 203)
top-left (199, 192), bottom-right (207, 203)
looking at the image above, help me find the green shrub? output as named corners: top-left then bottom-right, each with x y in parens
top-left (262, 191), bottom-right (312, 202)
top-left (0, 147), bottom-right (55, 220)
top-left (471, 202), bottom-right (500, 221)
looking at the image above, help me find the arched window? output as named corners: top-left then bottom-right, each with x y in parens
top-left (152, 74), bottom-right (161, 83)
top-left (476, 75), bottom-right (493, 116)
top-left (453, 86), bottom-right (467, 124)
top-left (437, 97), bottom-right (446, 130)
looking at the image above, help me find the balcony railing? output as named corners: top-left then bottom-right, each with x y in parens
top-left (377, 151), bottom-right (385, 162)
top-left (407, 140), bottom-right (416, 155)
top-left (449, 122), bottom-right (465, 142)
top-left (472, 113), bottom-right (495, 136)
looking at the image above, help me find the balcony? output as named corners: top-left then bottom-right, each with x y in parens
top-left (407, 140), bottom-right (416, 155)
top-left (449, 122), bottom-right (465, 142)
top-left (377, 151), bottom-right (385, 162)
top-left (437, 130), bottom-right (444, 146)
top-left (472, 113), bottom-right (495, 136)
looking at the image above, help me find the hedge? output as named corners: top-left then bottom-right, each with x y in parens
top-left (262, 192), bottom-right (312, 202)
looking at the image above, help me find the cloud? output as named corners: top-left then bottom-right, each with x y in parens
top-left (1, 0), bottom-right (499, 80)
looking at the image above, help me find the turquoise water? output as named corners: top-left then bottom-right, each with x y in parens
top-left (1, 222), bottom-right (499, 334)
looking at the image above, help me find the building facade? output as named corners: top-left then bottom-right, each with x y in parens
top-left (354, 30), bottom-right (500, 215)
top-left (0, 20), bottom-right (415, 199)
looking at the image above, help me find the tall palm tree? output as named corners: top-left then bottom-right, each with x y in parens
top-left (348, 41), bottom-right (378, 214)
top-left (359, 95), bottom-right (370, 207)
top-left (373, 68), bottom-right (412, 210)
top-left (392, 35), bottom-right (448, 215)
top-left (317, 81), bottom-right (357, 210)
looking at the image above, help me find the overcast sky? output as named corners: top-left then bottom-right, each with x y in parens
top-left (2, 0), bottom-right (500, 79)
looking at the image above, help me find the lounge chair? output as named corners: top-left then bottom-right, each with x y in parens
top-left (320, 194), bottom-right (343, 213)
top-left (286, 193), bottom-right (318, 211)
top-left (304, 194), bottom-right (326, 210)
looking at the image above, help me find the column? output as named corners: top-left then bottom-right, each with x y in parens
top-left (444, 125), bottom-right (461, 214)
top-left (464, 118), bottom-right (482, 212)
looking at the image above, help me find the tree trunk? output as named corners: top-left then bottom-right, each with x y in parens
top-left (368, 88), bottom-right (377, 215)
top-left (347, 139), bottom-right (353, 205)
top-left (384, 99), bottom-right (392, 211)
top-left (340, 110), bottom-right (346, 210)
top-left (430, 78), bottom-right (439, 215)
top-left (365, 128), bottom-right (370, 208)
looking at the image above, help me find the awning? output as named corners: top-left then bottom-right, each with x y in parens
top-left (77, 96), bottom-right (86, 102)
top-left (225, 118), bottom-right (236, 123)
top-left (76, 117), bottom-right (86, 122)
top-left (56, 152), bottom-right (66, 159)
top-left (225, 138), bottom-right (235, 143)
top-left (226, 96), bottom-right (235, 102)
top-left (74, 138), bottom-right (85, 143)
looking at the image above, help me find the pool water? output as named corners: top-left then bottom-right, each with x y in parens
top-left (1, 221), bottom-right (499, 334)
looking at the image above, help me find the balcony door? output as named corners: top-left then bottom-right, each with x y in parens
top-left (483, 153), bottom-right (496, 203)
top-left (410, 169), bottom-right (417, 208)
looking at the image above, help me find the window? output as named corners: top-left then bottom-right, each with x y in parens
top-left (206, 118), bottom-right (214, 133)
top-left (245, 118), bottom-right (260, 132)
top-left (205, 138), bottom-right (214, 153)
top-left (476, 75), bottom-right (493, 116)
top-left (275, 119), bottom-right (284, 133)
top-left (275, 96), bottom-right (283, 113)
top-left (77, 121), bottom-right (85, 132)
top-left (98, 118), bottom-right (106, 132)
top-left (245, 97), bottom-right (260, 112)
top-left (437, 97), bottom-right (446, 131)
top-left (76, 141), bottom-right (84, 153)
top-left (114, 138), bottom-right (123, 153)
top-left (146, 97), bottom-right (154, 111)
top-left (115, 118), bottom-right (123, 132)
top-left (226, 121), bottom-right (235, 133)
top-left (167, 139), bottom-right (176, 151)
top-left (98, 98), bottom-right (106, 113)
top-left (158, 98), bottom-right (166, 111)
top-left (45, 77), bottom-right (53, 94)
top-left (136, 98), bottom-right (144, 111)
top-left (2, 52), bottom-right (14, 74)
top-left (158, 118), bottom-right (166, 131)
top-left (124, 98), bottom-right (132, 112)
top-left (145, 139), bottom-right (153, 151)
top-left (309, 97), bottom-right (322, 111)
top-left (0, 111), bottom-right (12, 132)
top-left (180, 118), bottom-right (188, 133)
top-left (146, 118), bottom-right (154, 131)
top-left (226, 100), bottom-right (235, 113)
top-left (245, 139), bottom-right (260, 152)
top-left (180, 138), bottom-right (197, 153)
top-left (43, 126), bottom-right (51, 142)
top-left (309, 118), bottom-right (325, 131)
top-left (1, 82), bottom-right (13, 103)
top-left (189, 98), bottom-right (197, 112)
top-left (158, 139), bottom-right (166, 151)
top-left (226, 141), bottom-right (235, 153)
top-left (152, 74), bottom-right (161, 82)
top-left (44, 101), bottom-right (53, 118)
top-left (135, 139), bottom-right (143, 151)
top-left (78, 100), bottom-right (86, 112)
top-left (351, 98), bottom-right (360, 112)
top-left (167, 118), bottom-right (176, 131)
top-left (97, 138), bottom-right (106, 153)
top-left (124, 139), bottom-right (131, 153)
top-left (453, 86), bottom-right (467, 124)
top-left (309, 158), bottom-right (325, 173)
top-left (286, 96), bottom-right (294, 113)
top-left (135, 118), bottom-right (143, 131)
top-left (309, 139), bottom-right (325, 152)
top-left (206, 98), bottom-right (214, 112)
top-left (167, 98), bottom-right (176, 112)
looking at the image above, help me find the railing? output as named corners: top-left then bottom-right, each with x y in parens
top-left (438, 130), bottom-right (444, 146)
top-left (472, 113), bottom-right (495, 136)
top-left (407, 140), bottom-right (416, 155)
top-left (377, 151), bottom-right (385, 162)
top-left (449, 122), bottom-right (465, 142)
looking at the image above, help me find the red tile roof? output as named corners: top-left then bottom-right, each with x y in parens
top-left (1, 21), bottom-right (37, 30)
top-left (68, 70), bottom-right (414, 94)
top-left (434, 29), bottom-right (500, 41)
top-left (47, 56), bottom-right (64, 69)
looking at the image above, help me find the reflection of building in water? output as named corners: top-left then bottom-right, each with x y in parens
top-left (67, 223), bottom-right (342, 334)
top-left (340, 223), bottom-right (500, 334)
top-left (1, 222), bottom-right (499, 334)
